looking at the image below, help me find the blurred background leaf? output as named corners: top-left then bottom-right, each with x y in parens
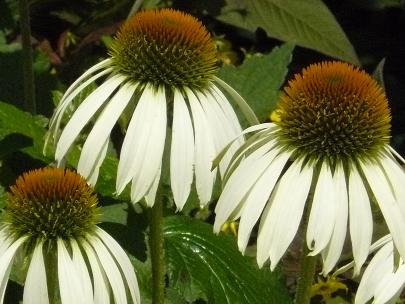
top-left (218, 43), bottom-right (294, 123)
top-left (217, 0), bottom-right (359, 65)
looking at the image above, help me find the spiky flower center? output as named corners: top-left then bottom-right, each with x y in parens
top-left (109, 8), bottom-right (218, 90)
top-left (276, 61), bottom-right (391, 164)
top-left (5, 168), bottom-right (99, 240)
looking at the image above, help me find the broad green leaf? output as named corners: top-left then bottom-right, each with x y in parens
top-left (0, 101), bottom-right (122, 198)
top-left (164, 216), bottom-right (292, 304)
top-left (218, 43), bottom-right (294, 123)
top-left (218, 0), bottom-right (359, 65)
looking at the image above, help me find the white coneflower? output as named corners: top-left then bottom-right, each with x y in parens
top-left (47, 8), bottom-right (255, 210)
top-left (354, 235), bottom-right (405, 304)
top-left (214, 61), bottom-right (405, 274)
top-left (0, 167), bottom-right (140, 304)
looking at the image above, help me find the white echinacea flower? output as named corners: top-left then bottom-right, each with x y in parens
top-left (214, 61), bottom-right (405, 275)
top-left (47, 8), bottom-right (256, 210)
top-left (0, 168), bottom-right (140, 304)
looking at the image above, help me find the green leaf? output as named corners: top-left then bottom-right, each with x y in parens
top-left (0, 101), bottom-right (49, 162)
top-left (0, 101), bottom-right (123, 198)
top-left (218, 43), bottom-right (294, 123)
top-left (164, 216), bottom-right (292, 304)
top-left (218, 0), bottom-right (359, 65)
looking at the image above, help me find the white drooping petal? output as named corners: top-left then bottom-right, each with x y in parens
top-left (348, 168), bottom-right (373, 275)
top-left (57, 239), bottom-right (85, 304)
top-left (210, 84), bottom-right (244, 146)
top-left (47, 66), bottom-right (114, 147)
top-left (23, 241), bottom-right (49, 304)
top-left (78, 82), bottom-right (136, 181)
top-left (257, 161), bottom-right (312, 269)
top-left (55, 74), bottom-right (125, 165)
top-left (170, 90), bottom-right (195, 210)
top-left (84, 137), bottom-right (109, 186)
top-left (374, 264), bottom-right (405, 304)
top-left (199, 89), bottom-right (242, 176)
top-left (361, 160), bottom-right (405, 260)
top-left (306, 162), bottom-right (336, 256)
top-left (81, 239), bottom-right (109, 304)
top-left (70, 239), bottom-right (93, 303)
top-left (213, 76), bottom-right (259, 125)
top-left (87, 235), bottom-right (127, 304)
top-left (187, 88), bottom-right (216, 206)
top-left (379, 154), bottom-right (405, 217)
top-left (0, 237), bottom-right (26, 304)
top-left (355, 242), bottom-right (393, 304)
top-left (321, 164), bottom-right (348, 274)
top-left (143, 167), bottom-right (161, 207)
top-left (237, 150), bottom-right (291, 253)
top-left (213, 142), bottom-right (278, 233)
top-left (96, 228), bottom-right (140, 304)
top-left (116, 86), bottom-right (167, 203)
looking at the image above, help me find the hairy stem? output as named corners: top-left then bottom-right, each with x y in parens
top-left (149, 191), bottom-right (165, 304)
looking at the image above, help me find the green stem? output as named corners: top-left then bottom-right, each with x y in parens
top-left (19, 0), bottom-right (36, 114)
top-left (294, 242), bottom-right (317, 304)
top-left (149, 191), bottom-right (165, 304)
top-left (294, 173), bottom-right (320, 304)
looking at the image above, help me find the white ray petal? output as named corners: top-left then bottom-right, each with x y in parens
top-left (379, 154), bottom-right (405, 217)
top-left (81, 239), bottom-right (109, 304)
top-left (130, 88), bottom-right (167, 203)
top-left (348, 168), bottom-right (373, 275)
top-left (59, 59), bottom-right (112, 106)
top-left (375, 264), bottom-right (405, 304)
top-left (257, 161), bottom-right (313, 269)
top-left (213, 144), bottom-right (279, 233)
top-left (96, 228), bottom-right (140, 304)
top-left (78, 82), bottom-right (136, 179)
top-left (0, 237), bottom-right (26, 304)
top-left (23, 241), bottom-right (48, 304)
top-left (389, 145), bottom-right (405, 164)
top-left (355, 242), bottom-right (393, 304)
top-left (187, 89), bottom-right (216, 206)
top-left (210, 84), bottom-right (244, 141)
top-left (361, 161), bottom-right (405, 260)
top-left (70, 239), bottom-right (93, 303)
top-left (116, 86), bottom-right (167, 203)
top-left (321, 164), bottom-right (348, 274)
top-left (57, 239), bottom-right (85, 304)
top-left (55, 74), bottom-right (125, 164)
top-left (213, 76), bottom-right (259, 125)
top-left (307, 162), bottom-right (336, 256)
top-left (87, 235), bottom-right (126, 304)
top-left (47, 67), bottom-right (114, 149)
top-left (237, 150), bottom-right (291, 253)
top-left (170, 90), bottom-right (194, 210)
top-left (143, 167), bottom-right (162, 207)
top-left (85, 137), bottom-right (109, 186)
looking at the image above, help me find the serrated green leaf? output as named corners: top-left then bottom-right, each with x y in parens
top-left (218, 43), bottom-right (294, 123)
top-left (218, 0), bottom-right (359, 65)
top-left (164, 216), bottom-right (292, 304)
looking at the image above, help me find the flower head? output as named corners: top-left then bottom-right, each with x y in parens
top-left (48, 8), bottom-right (255, 210)
top-left (214, 61), bottom-right (405, 274)
top-left (0, 168), bottom-right (140, 304)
